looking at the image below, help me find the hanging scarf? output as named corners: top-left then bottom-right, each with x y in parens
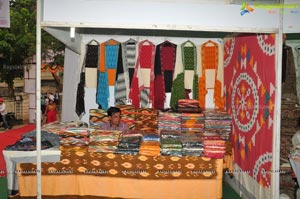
top-left (154, 41), bottom-right (177, 109)
top-left (129, 40), bottom-right (156, 109)
top-left (181, 40), bottom-right (198, 100)
top-left (96, 40), bottom-right (120, 109)
top-left (199, 40), bottom-right (225, 109)
top-left (121, 39), bottom-right (137, 100)
top-left (115, 44), bottom-right (126, 105)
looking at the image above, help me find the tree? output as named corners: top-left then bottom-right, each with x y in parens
top-left (0, 0), bottom-right (65, 97)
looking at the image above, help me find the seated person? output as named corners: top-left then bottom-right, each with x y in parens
top-left (101, 107), bottom-right (129, 132)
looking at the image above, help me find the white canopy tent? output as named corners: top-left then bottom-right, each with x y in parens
top-left (35, 0), bottom-right (300, 198)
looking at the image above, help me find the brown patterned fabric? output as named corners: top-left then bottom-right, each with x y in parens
top-left (134, 108), bottom-right (158, 133)
top-left (89, 109), bottom-right (109, 129)
top-left (116, 105), bottom-right (136, 129)
top-left (19, 147), bottom-right (217, 180)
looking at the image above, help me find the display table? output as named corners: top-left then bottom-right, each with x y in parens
top-left (3, 148), bottom-right (60, 194)
top-left (17, 148), bottom-right (223, 199)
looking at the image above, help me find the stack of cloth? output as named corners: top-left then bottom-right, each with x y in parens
top-left (202, 139), bottom-right (226, 158)
top-left (89, 109), bottom-right (109, 129)
top-left (158, 111), bottom-right (181, 131)
top-left (180, 133), bottom-right (204, 156)
top-left (116, 130), bottom-right (144, 155)
top-left (134, 108), bottom-right (158, 134)
top-left (139, 141), bottom-right (161, 156)
top-left (180, 113), bottom-right (205, 132)
top-left (160, 130), bottom-right (182, 156)
top-left (116, 105), bottom-right (136, 129)
top-left (42, 121), bottom-right (88, 134)
top-left (203, 109), bottom-right (232, 140)
top-left (59, 128), bottom-right (91, 151)
top-left (199, 130), bottom-right (229, 141)
top-left (139, 134), bottom-right (160, 156)
top-left (177, 99), bottom-right (201, 113)
top-left (88, 130), bottom-right (121, 153)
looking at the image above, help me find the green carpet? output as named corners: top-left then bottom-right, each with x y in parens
top-left (0, 177), bottom-right (8, 199)
top-left (223, 181), bottom-right (241, 199)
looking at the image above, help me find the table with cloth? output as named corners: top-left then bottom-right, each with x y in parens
top-left (17, 146), bottom-right (223, 199)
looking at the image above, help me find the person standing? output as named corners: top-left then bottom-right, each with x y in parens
top-left (44, 95), bottom-right (57, 124)
top-left (0, 98), bottom-right (9, 129)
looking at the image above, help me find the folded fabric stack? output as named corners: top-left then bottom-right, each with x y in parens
top-left (199, 130), bottom-right (228, 141)
top-left (89, 109), bottom-right (109, 129)
top-left (202, 139), bottom-right (226, 158)
top-left (143, 134), bottom-right (160, 142)
top-left (160, 137), bottom-right (182, 156)
top-left (134, 108), bottom-right (158, 134)
top-left (177, 99), bottom-right (201, 113)
top-left (180, 133), bottom-right (204, 156)
top-left (116, 136), bottom-right (143, 155)
top-left (122, 129), bottom-right (144, 137)
top-left (42, 121), bottom-right (88, 134)
top-left (180, 113), bottom-right (205, 132)
top-left (116, 105), bottom-right (136, 129)
top-left (88, 130), bottom-right (121, 153)
top-left (203, 109), bottom-right (232, 140)
top-left (59, 128), bottom-right (91, 148)
top-left (158, 111), bottom-right (181, 131)
top-left (139, 141), bottom-right (161, 156)
top-left (160, 130), bottom-right (182, 156)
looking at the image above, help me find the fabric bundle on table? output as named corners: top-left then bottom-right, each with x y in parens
top-left (42, 121), bottom-right (88, 134)
top-left (116, 105), bottom-right (136, 129)
top-left (177, 99), bottom-right (201, 113)
top-left (203, 109), bottom-right (232, 140)
top-left (160, 137), bottom-right (182, 156)
top-left (116, 136), bottom-right (143, 155)
top-left (88, 130), bottom-right (121, 153)
top-left (180, 113), bottom-right (205, 132)
top-left (158, 111), bottom-right (181, 131)
top-left (202, 139), bottom-right (226, 158)
top-left (134, 108), bottom-right (158, 134)
top-left (180, 133), bottom-right (204, 156)
top-left (160, 130), bottom-right (182, 156)
top-left (59, 128), bottom-right (91, 148)
top-left (89, 109), bottom-right (109, 129)
top-left (139, 141), bottom-right (161, 156)
top-left (143, 134), bottom-right (160, 142)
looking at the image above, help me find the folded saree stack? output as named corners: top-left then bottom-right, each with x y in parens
top-left (88, 130), bottom-right (121, 153)
top-left (158, 111), bottom-right (181, 131)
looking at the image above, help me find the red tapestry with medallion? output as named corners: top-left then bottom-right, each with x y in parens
top-left (224, 34), bottom-right (276, 188)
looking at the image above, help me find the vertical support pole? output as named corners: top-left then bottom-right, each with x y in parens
top-left (36, 0), bottom-right (42, 198)
top-left (272, 0), bottom-right (283, 198)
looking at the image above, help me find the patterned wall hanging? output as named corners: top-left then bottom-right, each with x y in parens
top-left (224, 34), bottom-right (275, 198)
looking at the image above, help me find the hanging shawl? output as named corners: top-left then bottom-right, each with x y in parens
top-left (115, 44), bottom-right (126, 104)
top-left (199, 40), bottom-right (224, 109)
top-left (96, 43), bottom-right (109, 109)
top-left (181, 40), bottom-right (198, 100)
top-left (76, 72), bottom-right (86, 118)
top-left (122, 38), bottom-right (137, 90)
top-left (76, 41), bottom-right (100, 117)
top-left (96, 39), bottom-right (120, 109)
top-left (129, 40), bottom-right (156, 109)
top-left (154, 40), bottom-right (177, 110)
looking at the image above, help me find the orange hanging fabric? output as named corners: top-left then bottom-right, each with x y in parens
top-left (200, 40), bottom-right (225, 109)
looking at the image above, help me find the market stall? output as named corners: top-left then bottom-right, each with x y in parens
top-left (26, 0), bottom-right (300, 198)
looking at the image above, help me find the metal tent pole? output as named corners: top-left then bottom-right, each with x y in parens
top-left (36, 0), bottom-right (42, 198)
